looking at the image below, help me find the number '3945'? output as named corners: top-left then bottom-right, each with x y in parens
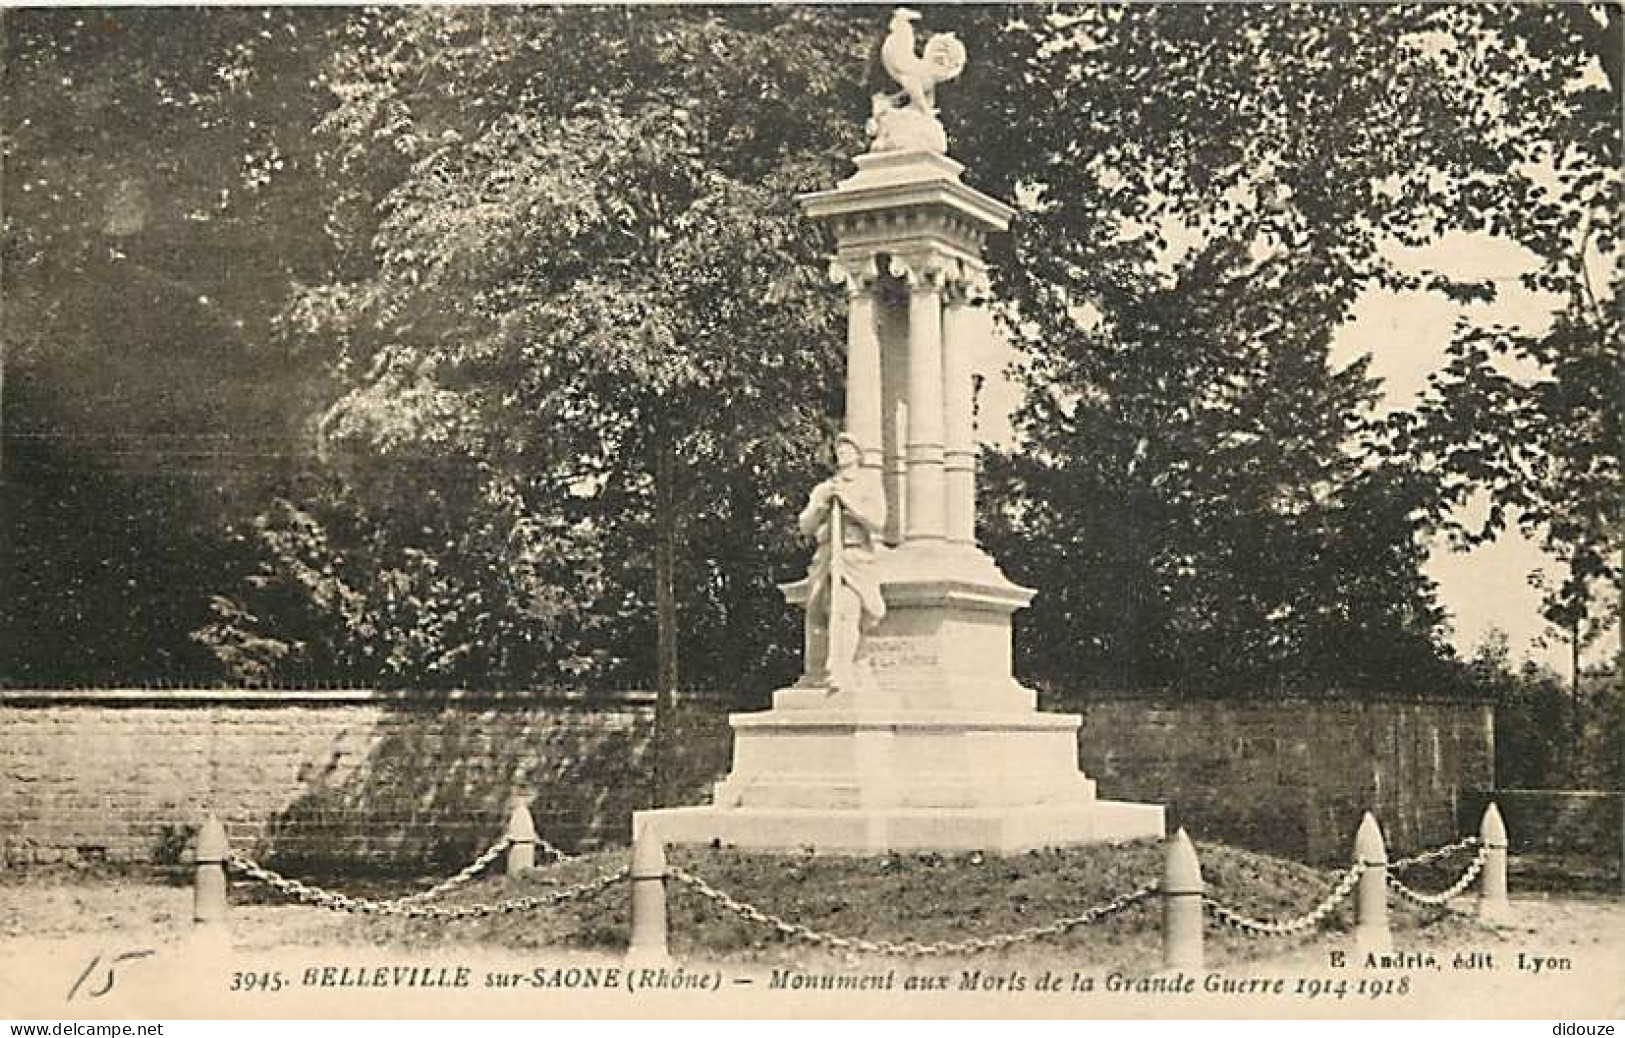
top-left (230, 971), bottom-right (288, 992)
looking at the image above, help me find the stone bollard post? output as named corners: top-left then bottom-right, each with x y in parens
top-left (1351, 811), bottom-right (1392, 957)
top-left (626, 824), bottom-right (670, 964)
top-left (1161, 827), bottom-right (1204, 970)
top-left (1477, 801), bottom-right (1513, 925)
top-left (506, 799), bottom-right (538, 875)
top-left (193, 813), bottom-right (229, 927)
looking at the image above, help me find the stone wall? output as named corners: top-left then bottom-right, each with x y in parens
top-left (0, 690), bottom-right (1492, 868)
top-left (1074, 697), bottom-right (1495, 863)
top-left (0, 689), bottom-right (731, 870)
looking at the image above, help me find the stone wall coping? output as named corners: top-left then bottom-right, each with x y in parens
top-left (0, 689), bottom-right (1487, 711)
top-left (1069, 694), bottom-right (1491, 708)
top-left (0, 687), bottom-right (668, 709)
top-left (1482, 789), bottom-right (1623, 799)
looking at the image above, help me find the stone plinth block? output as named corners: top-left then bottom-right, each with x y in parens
top-left (779, 543), bottom-right (1038, 714)
top-left (716, 709), bottom-right (1094, 811)
top-left (641, 705), bottom-right (1164, 853)
top-left (636, 801), bottom-right (1164, 856)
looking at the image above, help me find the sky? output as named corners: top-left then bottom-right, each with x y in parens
top-left (976, 229), bottom-right (1617, 675)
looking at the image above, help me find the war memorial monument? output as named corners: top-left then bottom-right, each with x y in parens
top-left (638, 9), bottom-right (1166, 853)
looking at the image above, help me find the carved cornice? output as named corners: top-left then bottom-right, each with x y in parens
top-left (821, 204), bottom-right (993, 256)
top-left (799, 152), bottom-right (1014, 237)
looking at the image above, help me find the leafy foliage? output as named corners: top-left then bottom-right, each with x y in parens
top-left (981, 240), bottom-right (1456, 696)
top-left (198, 7), bottom-right (875, 695)
top-left (1, 8), bottom-right (344, 685)
top-left (1391, 5), bottom-right (1623, 655)
top-left (953, 4), bottom-right (1618, 696)
top-left (1472, 629), bottom-right (1622, 790)
top-left (195, 469), bottom-right (613, 688)
top-left (945, 5), bottom-right (1490, 696)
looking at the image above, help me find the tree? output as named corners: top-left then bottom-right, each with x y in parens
top-left (981, 236), bottom-right (1456, 696)
top-left (1389, 6), bottom-right (1622, 673)
top-left (206, 7), bottom-right (876, 801)
top-left (945, 4), bottom-right (1616, 698)
top-left (11, 4), bottom-right (1613, 726)
top-left (940, 5), bottom-right (1493, 696)
top-left (1, 8), bottom-right (345, 685)
top-left (1468, 629), bottom-right (1573, 788)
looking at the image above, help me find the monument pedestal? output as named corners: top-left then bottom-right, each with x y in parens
top-left (636, 546), bottom-right (1164, 853)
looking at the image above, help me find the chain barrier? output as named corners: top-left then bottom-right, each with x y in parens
top-left (226, 850), bottom-right (627, 920)
top-left (218, 830), bottom-right (1491, 945)
top-left (668, 865), bottom-right (1155, 957)
top-left (1387, 845), bottom-right (1488, 908)
top-left (1203, 862), bottom-right (1364, 937)
top-left (395, 837), bottom-right (511, 905)
top-left (533, 836), bottom-right (579, 865)
top-left (1389, 835), bottom-right (1479, 872)
top-left (223, 829), bottom-right (579, 912)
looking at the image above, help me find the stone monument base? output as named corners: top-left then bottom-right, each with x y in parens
top-left (634, 707), bottom-right (1165, 855)
top-left (636, 800), bottom-right (1165, 855)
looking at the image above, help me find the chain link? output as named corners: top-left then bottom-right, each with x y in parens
top-left (1389, 835), bottom-right (1479, 872)
top-left (1387, 846), bottom-right (1487, 908)
top-left (221, 827), bottom-right (579, 914)
top-left (394, 837), bottom-right (511, 905)
top-left (226, 850), bottom-right (627, 920)
top-left (532, 836), bottom-right (579, 865)
top-left (224, 837), bottom-right (509, 912)
top-left (1204, 862), bottom-right (1364, 937)
top-left (668, 866), bottom-right (1155, 957)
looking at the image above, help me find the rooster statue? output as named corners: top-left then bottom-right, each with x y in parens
top-left (878, 8), bottom-right (965, 116)
top-left (868, 8), bottom-right (967, 154)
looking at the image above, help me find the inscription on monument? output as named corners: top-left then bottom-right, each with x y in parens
top-left (860, 636), bottom-right (940, 671)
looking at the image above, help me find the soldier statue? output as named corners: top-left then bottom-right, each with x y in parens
top-left (798, 433), bottom-right (887, 691)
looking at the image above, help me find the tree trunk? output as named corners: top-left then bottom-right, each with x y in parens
top-left (1571, 615), bottom-right (1581, 698)
top-left (722, 473), bottom-right (756, 705)
top-left (652, 434), bottom-right (680, 807)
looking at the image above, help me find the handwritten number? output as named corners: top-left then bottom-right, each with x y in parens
top-left (66, 950), bottom-right (155, 1002)
top-left (65, 956), bottom-right (101, 1003)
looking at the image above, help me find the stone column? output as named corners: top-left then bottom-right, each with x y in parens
top-left (895, 253), bottom-right (946, 543)
top-left (834, 257), bottom-right (884, 472)
top-left (879, 301), bottom-right (909, 547)
top-left (942, 267), bottom-right (984, 546)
